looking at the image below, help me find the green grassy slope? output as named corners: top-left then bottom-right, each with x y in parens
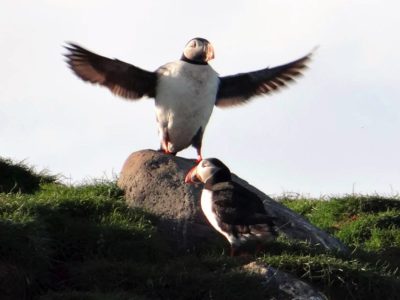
top-left (0, 158), bottom-right (399, 299)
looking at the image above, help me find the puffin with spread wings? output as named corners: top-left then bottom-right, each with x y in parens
top-left (65, 38), bottom-right (312, 161)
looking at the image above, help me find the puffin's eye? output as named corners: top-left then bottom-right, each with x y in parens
top-left (189, 40), bottom-right (197, 48)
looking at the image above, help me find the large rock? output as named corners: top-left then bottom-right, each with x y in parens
top-left (118, 149), bottom-right (221, 251)
top-left (243, 262), bottom-right (328, 300)
top-left (118, 149), bottom-right (348, 254)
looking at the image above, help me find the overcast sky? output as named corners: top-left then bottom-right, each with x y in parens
top-left (1, 0), bottom-right (399, 197)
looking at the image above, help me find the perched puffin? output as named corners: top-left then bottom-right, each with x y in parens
top-left (185, 158), bottom-right (277, 256)
top-left (65, 38), bottom-right (312, 161)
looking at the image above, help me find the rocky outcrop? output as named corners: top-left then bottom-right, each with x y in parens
top-left (118, 149), bottom-right (222, 251)
top-left (118, 149), bottom-right (346, 299)
top-left (118, 149), bottom-right (348, 255)
top-left (243, 262), bottom-right (327, 300)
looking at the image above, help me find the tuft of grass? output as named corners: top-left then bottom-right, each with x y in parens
top-left (283, 195), bottom-right (400, 231)
top-left (336, 211), bottom-right (400, 249)
top-left (283, 195), bottom-right (400, 257)
top-left (0, 157), bottom-right (57, 194)
top-left (279, 194), bottom-right (400, 299)
top-left (260, 253), bottom-right (399, 300)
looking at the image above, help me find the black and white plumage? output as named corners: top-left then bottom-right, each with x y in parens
top-left (64, 37), bottom-right (312, 160)
top-left (185, 158), bottom-right (276, 256)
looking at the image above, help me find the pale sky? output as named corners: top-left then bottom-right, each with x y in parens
top-left (1, 0), bottom-right (399, 197)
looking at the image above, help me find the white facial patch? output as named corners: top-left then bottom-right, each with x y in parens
top-left (196, 161), bottom-right (220, 183)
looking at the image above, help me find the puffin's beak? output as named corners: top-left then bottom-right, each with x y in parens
top-left (185, 166), bottom-right (200, 184)
top-left (205, 44), bottom-right (215, 61)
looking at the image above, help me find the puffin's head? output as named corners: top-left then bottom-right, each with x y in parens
top-left (185, 158), bottom-right (231, 184)
top-left (182, 37), bottom-right (215, 64)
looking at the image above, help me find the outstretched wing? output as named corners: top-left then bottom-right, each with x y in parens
top-left (215, 51), bottom-right (313, 107)
top-left (64, 43), bottom-right (158, 100)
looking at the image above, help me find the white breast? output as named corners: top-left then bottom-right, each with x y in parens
top-left (201, 189), bottom-right (234, 244)
top-left (155, 61), bottom-right (219, 153)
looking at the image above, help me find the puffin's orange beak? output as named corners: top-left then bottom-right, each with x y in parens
top-left (185, 166), bottom-right (200, 184)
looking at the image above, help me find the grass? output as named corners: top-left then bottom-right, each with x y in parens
top-left (279, 196), bottom-right (400, 299)
top-left (0, 181), bottom-right (266, 299)
top-left (0, 157), bottom-right (57, 194)
top-left (281, 196), bottom-right (400, 257)
top-left (0, 158), bottom-right (399, 299)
